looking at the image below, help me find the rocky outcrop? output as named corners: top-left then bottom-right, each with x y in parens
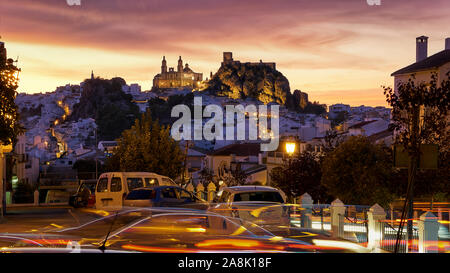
top-left (69, 77), bottom-right (140, 140)
top-left (203, 62), bottom-right (293, 106)
top-left (293, 89), bottom-right (309, 110)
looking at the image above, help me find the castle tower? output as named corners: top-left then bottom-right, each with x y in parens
top-left (161, 56), bottom-right (167, 73)
top-left (223, 52), bottom-right (233, 64)
top-left (91, 70), bottom-right (94, 80)
top-left (177, 56), bottom-right (183, 72)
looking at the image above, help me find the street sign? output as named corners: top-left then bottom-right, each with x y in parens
top-left (394, 144), bottom-right (439, 169)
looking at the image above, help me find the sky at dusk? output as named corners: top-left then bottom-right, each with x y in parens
top-left (1, 0), bottom-right (450, 107)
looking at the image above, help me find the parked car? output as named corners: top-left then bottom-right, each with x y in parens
top-left (95, 172), bottom-right (177, 210)
top-left (123, 186), bottom-right (208, 211)
top-left (208, 186), bottom-right (290, 228)
top-left (69, 180), bottom-right (97, 208)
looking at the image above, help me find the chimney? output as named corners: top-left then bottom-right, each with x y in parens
top-left (446, 38), bottom-right (450, 50)
top-left (416, 36), bottom-right (428, 62)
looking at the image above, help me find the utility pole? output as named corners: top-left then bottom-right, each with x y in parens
top-left (407, 106), bottom-right (420, 252)
top-left (95, 127), bottom-right (98, 180)
top-left (182, 140), bottom-right (190, 186)
top-left (395, 106), bottom-right (420, 253)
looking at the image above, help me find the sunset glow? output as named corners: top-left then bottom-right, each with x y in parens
top-left (1, 0), bottom-right (450, 106)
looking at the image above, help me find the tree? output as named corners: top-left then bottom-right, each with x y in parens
top-left (321, 136), bottom-right (396, 207)
top-left (147, 93), bottom-right (194, 125)
top-left (105, 110), bottom-right (185, 180)
top-left (0, 56), bottom-right (23, 145)
top-left (320, 130), bottom-right (346, 155)
top-left (199, 167), bottom-right (214, 186)
top-left (383, 73), bottom-right (450, 199)
top-left (69, 77), bottom-right (140, 141)
top-left (73, 159), bottom-right (103, 180)
top-left (384, 73), bottom-right (449, 152)
top-left (270, 151), bottom-right (328, 203)
top-left (383, 72), bottom-right (450, 251)
top-left (224, 162), bottom-right (248, 186)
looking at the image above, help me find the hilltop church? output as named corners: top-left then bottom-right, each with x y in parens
top-left (152, 56), bottom-right (203, 90)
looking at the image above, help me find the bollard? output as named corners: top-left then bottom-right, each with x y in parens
top-left (418, 212), bottom-right (439, 253)
top-left (34, 190), bottom-right (40, 206)
top-left (299, 193), bottom-right (313, 229)
top-left (367, 203), bottom-right (386, 251)
top-left (185, 183), bottom-right (194, 193)
top-left (330, 199), bottom-right (346, 238)
top-left (207, 182), bottom-right (216, 202)
top-left (197, 183), bottom-right (205, 200)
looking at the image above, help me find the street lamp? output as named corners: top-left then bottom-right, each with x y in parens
top-left (284, 139), bottom-right (296, 207)
top-left (285, 142), bottom-right (296, 156)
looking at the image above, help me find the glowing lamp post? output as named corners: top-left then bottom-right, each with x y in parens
top-left (285, 140), bottom-right (297, 206)
top-left (285, 142), bottom-right (296, 157)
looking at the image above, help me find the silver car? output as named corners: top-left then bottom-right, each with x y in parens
top-left (208, 186), bottom-right (290, 228)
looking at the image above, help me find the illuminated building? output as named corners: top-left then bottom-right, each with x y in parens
top-left (152, 56), bottom-right (203, 90)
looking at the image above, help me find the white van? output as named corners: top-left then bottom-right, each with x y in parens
top-left (95, 172), bottom-right (177, 210)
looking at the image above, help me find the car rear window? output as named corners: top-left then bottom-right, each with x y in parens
top-left (110, 177), bottom-right (122, 192)
top-left (233, 191), bottom-right (284, 203)
top-left (96, 178), bottom-right (108, 192)
top-left (126, 189), bottom-right (156, 200)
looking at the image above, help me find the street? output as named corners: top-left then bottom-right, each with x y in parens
top-left (0, 205), bottom-right (369, 253)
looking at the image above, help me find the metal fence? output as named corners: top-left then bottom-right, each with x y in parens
top-left (338, 213), bottom-right (369, 244)
top-left (380, 220), bottom-right (419, 253)
top-left (310, 204), bottom-right (331, 232)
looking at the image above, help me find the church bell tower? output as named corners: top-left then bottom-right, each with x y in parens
top-left (177, 56), bottom-right (183, 72)
top-left (161, 56), bottom-right (167, 74)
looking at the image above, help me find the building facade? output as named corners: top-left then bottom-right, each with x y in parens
top-left (391, 36), bottom-right (450, 91)
top-left (152, 56), bottom-right (203, 90)
top-left (391, 36), bottom-right (450, 131)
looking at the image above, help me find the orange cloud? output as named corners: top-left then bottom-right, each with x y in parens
top-left (1, 0), bottom-right (449, 106)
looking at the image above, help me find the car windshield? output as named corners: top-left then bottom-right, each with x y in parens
top-left (233, 191), bottom-right (284, 203)
top-left (79, 183), bottom-right (96, 193)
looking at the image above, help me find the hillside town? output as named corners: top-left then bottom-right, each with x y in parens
top-left (0, 0), bottom-right (449, 257)
top-left (7, 50), bottom-right (395, 203)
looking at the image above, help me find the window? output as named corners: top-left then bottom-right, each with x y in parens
top-left (177, 189), bottom-right (193, 200)
top-left (161, 188), bottom-right (177, 199)
top-left (233, 191), bottom-right (284, 203)
top-left (126, 189), bottom-right (156, 200)
top-left (110, 177), bottom-right (122, 192)
top-left (145, 178), bottom-right (159, 187)
top-left (162, 178), bottom-right (175, 185)
top-left (127, 178), bottom-right (144, 191)
top-left (82, 183), bottom-right (96, 193)
top-left (96, 178), bottom-right (108, 192)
